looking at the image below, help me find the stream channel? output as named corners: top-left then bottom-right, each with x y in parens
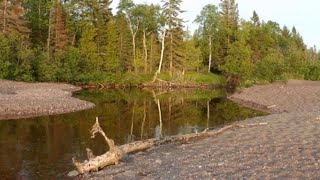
top-left (0, 88), bottom-right (266, 179)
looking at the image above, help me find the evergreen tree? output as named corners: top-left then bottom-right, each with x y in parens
top-left (251, 10), bottom-right (260, 27)
top-left (219, 0), bottom-right (239, 46)
top-left (219, 30), bottom-right (252, 85)
top-left (25, 0), bottom-right (50, 46)
top-left (162, 0), bottom-right (184, 76)
top-left (0, 0), bottom-right (30, 39)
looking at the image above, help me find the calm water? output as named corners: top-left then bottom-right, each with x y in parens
top-left (0, 88), bottom-right (266, 179)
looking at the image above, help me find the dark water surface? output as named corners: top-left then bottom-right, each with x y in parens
top-left (0, 88), bottom-right (266, 179)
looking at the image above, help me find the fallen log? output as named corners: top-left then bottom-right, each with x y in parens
top-left (70, 117), bottom-right (267, 176)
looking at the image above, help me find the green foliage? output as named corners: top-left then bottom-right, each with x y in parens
top-left (305, 63), bottom-right (320, 81)
top-left (0, 34), bottom-right (10, 79)
top-left (14, 47), bottom-right (34, 81)
top-left (36, 54), bottom-right (59, 82)
top-left (0, 0), bottom-right (318, 88)
top-left (118, 72), bottom-right (153, 86)
top-left (55, 47), bottom-right (81, 82)
top-left (253, 53), bottom-right (286, 82)
top-left (79, 27), bottom-right (102, 73)
top-left (158, 72), bottom-right (225, 86)
top-left (219, 32), bottom-right (252, 84)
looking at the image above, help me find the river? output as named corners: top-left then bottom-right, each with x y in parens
top-left (0, 88), bottom-right (266, 179)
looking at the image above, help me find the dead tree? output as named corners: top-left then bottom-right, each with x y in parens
top-left (70, 117), bottom-right (267, 175)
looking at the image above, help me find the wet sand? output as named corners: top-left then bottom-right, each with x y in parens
top-left (0, 80), bottom-right (94, 120)
top-left (83, 80), bottom-right (320, 179)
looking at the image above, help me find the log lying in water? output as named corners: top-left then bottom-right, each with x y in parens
top-left (70, 117), bottom-right (267, 175)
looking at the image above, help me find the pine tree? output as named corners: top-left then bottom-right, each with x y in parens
top-left (248, 11), bottom-right (263, 63)
top-left (251, 10), bottom-right (260, 27)
top-left (0, 0), bottom-right (30, 39)
top-left (162, 0), bottom-right (184, 76)
top-left (25, 0), bottom-right (50, 46)
top-left (47, 0), bottom-right (67, 61)
top-left (219, 0), bottom-right (239, 46)
top-left (219, 30), bottom-right (252, 85)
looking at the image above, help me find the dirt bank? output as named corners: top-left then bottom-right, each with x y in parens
top-left (80, 80), bottom-right (320, 179)
top-left (0, 80), bottom-right (94, 120)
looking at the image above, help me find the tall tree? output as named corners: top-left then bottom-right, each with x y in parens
top-left (25, 0), bottom-right (50, 46)
top-left (251, 10), bottom-right (260, 27)
top-left (0, 0), bottom-right (30, 38)
top-left (139, 4), bottom-right (160, 73)
top-left (219, 0), bottom-right (239, 60)
top-left (195, 4), bottom-right (220, 72)
top-left (162, 0), bottom-right (184, 76)
top-left (47, 0), bottom-right (67, 61)
top-left (118, 0), bottom-right (142, 73)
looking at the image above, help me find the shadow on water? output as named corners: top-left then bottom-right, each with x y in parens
top-left (0, 88), bottom-right (267, 179)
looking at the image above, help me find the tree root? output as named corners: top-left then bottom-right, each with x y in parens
top-left (69, 118), bottom-right (267, 176)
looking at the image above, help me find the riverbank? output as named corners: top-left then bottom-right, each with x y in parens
top-left (79, 72), bottom-right (226, 89)
top-left (0, 80), bottom-right (94, 120)
top-left (81, 79), bottom-right (320, 179)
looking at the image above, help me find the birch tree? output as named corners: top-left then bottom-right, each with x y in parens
top-left (195, 4), bottom-right (220, 72)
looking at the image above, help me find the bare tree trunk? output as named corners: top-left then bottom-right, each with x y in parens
top-left (2, 0), bottom-right (7, 34)
top-left (150, 35), bottom-right (154, 73)
top-left (157, 30), bottom-right (166, 73)
top-left (153, 29), bottom-right (166, 82)
top-left (170, 31), bottom-right (173, 77)
top-left (47, 5), bottom-right (52, 61)
top-left (143, 30), bottom-right (148, 73)
top-left (71, 28), bottom-right (78, 46)
top-left (38, 0), bottom-right (42, 39)
top-left (70, 118), bottom-right (268, 176)
top-left (127, 19), bottom-right (139, 74)
top-left (132, 34), bottom-right (137, 73)
top-left (208, 36), bottom-right (212, 73)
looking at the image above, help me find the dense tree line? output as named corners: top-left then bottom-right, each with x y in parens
top-left (0, 0), bottom-right (318, 85)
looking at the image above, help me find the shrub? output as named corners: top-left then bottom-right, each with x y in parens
top-left (253, 53), bottom-right (286, 82)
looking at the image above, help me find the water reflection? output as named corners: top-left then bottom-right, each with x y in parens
top-left (0, 88), bottom-right (266, 179)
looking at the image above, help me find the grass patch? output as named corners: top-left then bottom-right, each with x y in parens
top-left (158, 72), bottom-right (225, 86)
top-left (76, 71), bottom-right (225, 87)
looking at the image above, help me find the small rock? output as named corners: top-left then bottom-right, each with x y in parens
top-left (155, 159), bottom-right (162, 165)
top-left (67, 170), bottom-right (79, 177)
top-left (123, 170), bottom-right (135, 177)
top-left (267, 105), bottom-right (276, 109)
top-left (217, 162), bottom-right (224, 167)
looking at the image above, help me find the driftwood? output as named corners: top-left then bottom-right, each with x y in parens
top-left (70, 117), bottom-right (267, 175)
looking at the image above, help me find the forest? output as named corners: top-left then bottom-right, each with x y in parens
top-left (0, 0), bottom-right (319, 86)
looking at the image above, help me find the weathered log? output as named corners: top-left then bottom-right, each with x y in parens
top-left (70, 118), bottom-right (267, 176)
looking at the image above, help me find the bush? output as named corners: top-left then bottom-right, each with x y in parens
top-left (253, 53), bottom-right (286, 82)
top-left (305, 63), bottom-right (320, 81)
top-left (0, 34), bottom-right (10, 79)
top-left (55, 47), bottom-right (81, 82)
top-left (36, 53), bottom-right (59, 82)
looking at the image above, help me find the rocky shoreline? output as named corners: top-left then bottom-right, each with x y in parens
top-left (0, 80), bottom-right (94, 120)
